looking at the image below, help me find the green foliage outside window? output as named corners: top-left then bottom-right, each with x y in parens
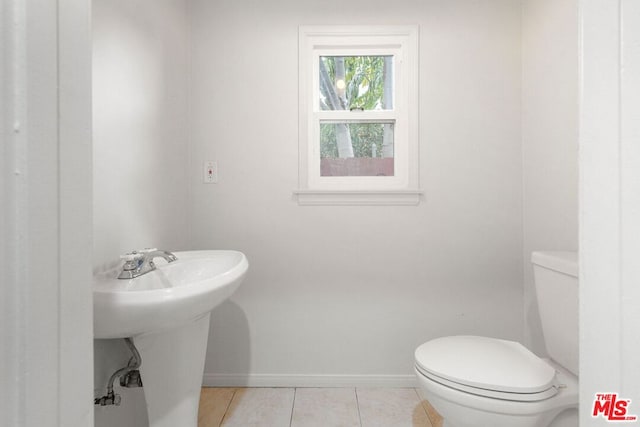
top-left (319, 56), bottom-right (392, 159)
top-left (320, 123), bottom-right (388, 158)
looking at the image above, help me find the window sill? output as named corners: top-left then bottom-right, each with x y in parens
top-left (293, 189), bottom-right (422, 206)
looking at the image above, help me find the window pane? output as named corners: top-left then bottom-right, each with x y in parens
top-left (319, 56), bottom-right (393, 111)
top-left (320, 122), bottom-right (394, 177)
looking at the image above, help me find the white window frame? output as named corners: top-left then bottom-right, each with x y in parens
top-left (295, 25), bottom-right (421, 206)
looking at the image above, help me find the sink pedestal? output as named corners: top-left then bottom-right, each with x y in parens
top-left (134, 314), bottom-right (211, 427)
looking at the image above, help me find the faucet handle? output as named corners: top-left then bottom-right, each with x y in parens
top-left (119, 252), bottom-right (144, 278)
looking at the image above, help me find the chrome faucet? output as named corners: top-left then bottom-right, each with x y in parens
top-left (118, 248), bottom-right (178, 279)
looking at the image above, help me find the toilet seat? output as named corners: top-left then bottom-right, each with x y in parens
top-left (415, 336), bottom-right (559, 402)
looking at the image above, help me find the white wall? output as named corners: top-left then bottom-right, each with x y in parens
top-left (92, 0), bottom-right (190, 425)
top-left (190, 0), bottom-right (524, 385)
top-left (521, 0), bottom-right (579, 354)
top-left (92, 0), bottom-right (190, 267)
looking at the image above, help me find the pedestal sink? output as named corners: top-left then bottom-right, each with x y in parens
top-left (93, 250), bottom-right (248, 427)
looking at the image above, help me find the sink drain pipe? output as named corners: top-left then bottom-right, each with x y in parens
top-left (94, 337), bottom-right (142, 406)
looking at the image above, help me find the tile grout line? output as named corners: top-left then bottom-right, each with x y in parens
top-left (288, 388), bottom-right (298, 427)
top-left (218, 388), bottom-right (237, 427)
top-left (354, 388), bottom-right (363, 427)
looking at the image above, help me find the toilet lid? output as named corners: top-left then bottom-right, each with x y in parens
top-left (415, 336), bottom-right (557, 395)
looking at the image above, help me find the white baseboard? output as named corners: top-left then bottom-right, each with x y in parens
top-left (202, 373), bottom-right (418, 388)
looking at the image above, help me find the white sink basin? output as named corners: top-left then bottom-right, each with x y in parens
top-left (93, 249), bottom-right (248, 427)
top-left (93, 250), bottom-right (248, 339)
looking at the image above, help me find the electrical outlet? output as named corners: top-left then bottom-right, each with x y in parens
top-left (203, 161), bottom-right (218, 184)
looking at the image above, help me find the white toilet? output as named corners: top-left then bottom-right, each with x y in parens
top-left (414, 251), bottom-right (578, 427)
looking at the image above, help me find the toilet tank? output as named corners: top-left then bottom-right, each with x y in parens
top-left (531, 251), bottom-right (578, 376)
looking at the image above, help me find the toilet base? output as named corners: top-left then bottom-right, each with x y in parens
top-left (422, 386), bottom-right (557, 427)
top-left (415, 366), bottom-right (577, 427)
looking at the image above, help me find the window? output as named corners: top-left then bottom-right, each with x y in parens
top-left (296, 26), bottom-right (420, 205)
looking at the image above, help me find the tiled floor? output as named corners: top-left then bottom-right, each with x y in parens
top-left (198, 387), bottom-right (443, 427)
